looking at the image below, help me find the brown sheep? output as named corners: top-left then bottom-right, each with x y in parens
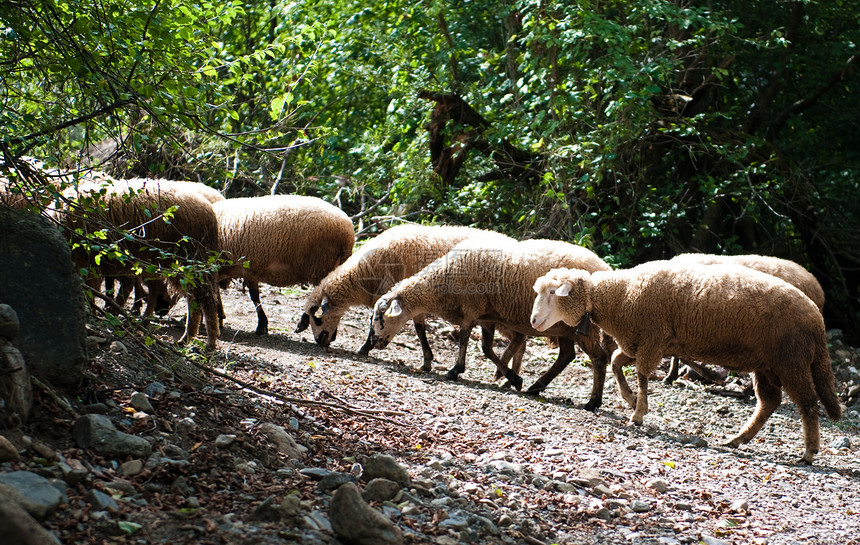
top-left (63, 179), bottom-right (221, 350)
top-left (213, 195), bottom-right (355, 335)
top-left (530, 262), bottom-right (842, 463)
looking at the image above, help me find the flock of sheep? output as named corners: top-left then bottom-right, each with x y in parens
top-left (1, 171), bottom-right (842, 464)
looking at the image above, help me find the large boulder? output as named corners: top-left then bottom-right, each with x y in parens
top-left (0, 205), bottom-right (88, 389)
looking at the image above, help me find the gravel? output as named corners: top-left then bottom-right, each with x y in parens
top-left (3, 283), bottom-right (858, 545)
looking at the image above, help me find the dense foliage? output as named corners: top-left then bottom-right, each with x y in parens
top-left (2, 0), bottom-right (859, 337)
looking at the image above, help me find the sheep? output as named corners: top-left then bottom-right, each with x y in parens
top-left (663, 253), bottom-right (825, 385)
top-left (296, 223), bottom-right (527, 371)
top-left (62, 178), bottom-right (222, 350)
top-left (111, 178), bottom-right (225, 315)
top-left (213, 195), bottom-right (355, 335)
top-left (368, 237), bottom-right (617, 410)
top-left (530, 262), bottom-right (842, 463)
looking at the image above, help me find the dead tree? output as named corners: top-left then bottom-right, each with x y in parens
top-left (418, 91), bottom-right (543, 187)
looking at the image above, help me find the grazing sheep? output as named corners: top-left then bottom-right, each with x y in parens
top-left (62, 179), bottom-right (222, 350)
top-left (369, 237), bottom-right (616, 410)
top-left (530, 262), bottom-right (842, 463)
top-left (213, 195), bottom-right (355, 335)
top-left (296, 223), bottom-right (526, 370)
top-left (664, 253), bottom-right (825, 384)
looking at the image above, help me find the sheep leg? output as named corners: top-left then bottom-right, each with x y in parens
top-left (629, 350), bottom-right (662, 424)
top-left (726, 370), bottom-right (782, 449)
top-left (479, 326), bottom-right (524, 391)
top-left (413, 314), bottom-right (434, 372)
top-left (248, 281), bottom-right (268, 335)
top-left (612, 349), bottom-right (638, 409)
top-left (664, 356), bottom-right (682, 384)
top-left (509, 339), bottom-right (525, 376)
top-left (524, 337), bottom-right (577, 398)
top-left (524, 338), bottom-right (574, 395)
top-left (445, 322), bottom-right (475, 381)
top-left (492, 331), bottom-right (527, 378)
top-left (783, 379), bottom-right (822, 464)
top-left (357, 327), bottom-right (374, 356)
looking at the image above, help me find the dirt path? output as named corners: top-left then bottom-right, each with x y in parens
top-left (21, 283), bottom-right (860, 544)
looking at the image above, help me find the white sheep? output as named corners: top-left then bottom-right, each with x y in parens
top-left (664, 253), bottom-right (825, 384)
top-left (213, 195), bottom-right (355, 335)
top-left (368, 237), bottom-right (616, 410)
top-left (296, 223), bottom-right (526, 370)
top-left (63, 179), bottom-right (222, 350)
top-left (530, 262), bottom-right (842, 463)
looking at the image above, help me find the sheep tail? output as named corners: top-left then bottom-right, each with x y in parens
top-left (812, 342), bottom-right (843, 421)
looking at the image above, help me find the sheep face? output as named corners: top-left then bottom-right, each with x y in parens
top-left (369, 295), bottom-right (410, 349)
top-left (296, 295), bottom-right (342, 347)
top-left (531, 268), bottom-right (592, 332)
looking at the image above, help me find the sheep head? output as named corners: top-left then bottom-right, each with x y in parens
top-left (531, 268), bottom-right (593, 332)
top-left (369, 295), bottom-right (410, 349)
top-left (297, 292), bottom-right (341, 347)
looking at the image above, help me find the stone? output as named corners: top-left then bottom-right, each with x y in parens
top-left (830, 437), bottom-right (851, 449)
top-left (72, 414), bottom-right (152, 458)
top-left (0, 496), bottom-right (62, 545)
top-left (647, 478), bottom-right (669, 493)
top-left (88, 489), bottom-right (119, 512)
top-left (731, 499), bottom-right (749, 512)
top-left (120, 459), bottom-right (144, 477)
top-left (361, 454), bottom-right (411, 487)
top-left (631, 500), bottom-right (651, 513)
top-left (257, 422), bottom-right (307, 460)
top-left (329, 482), bottom-right (403, 545)
top-left (144, 382), bottom-right (166, 397)
top-left (362, 478), bottom-right (402, 502)
top-left (0, 205), bottom-right (88, 389)
top-left (129, 392), bottom-right (154, 413)
top-left (0, 304), bottom-right (20, 340)
top-left (701, 536), bottom-right (730, 545)
top-left (214, 434), bottom-right (236, 449)
top-left (300, 467), bottom-right (333, 480)
top-left (0, 320), bottom-right (32, 426)
top-left (0, 434), bottom-right (21, 462)
top-left (318, 472), bottom-right (358, 493)
top-left (0, 471), bottom-right (65, 521)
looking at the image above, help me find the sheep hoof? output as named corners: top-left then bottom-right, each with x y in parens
top-left (506, 373), bottom-right (523, 391)
top-left (582, 399), bottom-right (601, 412)
top-left (421, 362), bottom-right (433, 373)
top-left (524, 382), bottom-right (547, 396)
top-left (445, 369), bottom-right (460, 381)
top-left (724, 436), bottom-right (744, 448)
top-left (255, 326), bottom-right (268, 335)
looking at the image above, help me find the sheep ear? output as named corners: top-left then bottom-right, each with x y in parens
top-left (296, 313), bottom-right (310, 333)
top-left (319, 296), bottom-right (330, 316)
top-left (554, 282), bottom-right (572, 297)
top-left (384, 299), bottom-right (403, 318)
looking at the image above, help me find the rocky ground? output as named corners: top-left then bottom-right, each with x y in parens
top-left (2, 283), bottom-right (860, 545)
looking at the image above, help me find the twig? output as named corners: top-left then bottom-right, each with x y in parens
top-left (32, 376), bottom-right (81, 420)
top-left (187, 359), bottom-right (412, 426)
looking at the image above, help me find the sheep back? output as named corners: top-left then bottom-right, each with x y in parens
top-left (590, 261), bottom-right (826, 375)
top-left (671, 253), bottom-right (824, 311)
top-left (214, 195), bottom-right (355, 287)
top-left (306, 224), bottom-right (497, 317)
top-left (382, 236), bottom-right (609, 341)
